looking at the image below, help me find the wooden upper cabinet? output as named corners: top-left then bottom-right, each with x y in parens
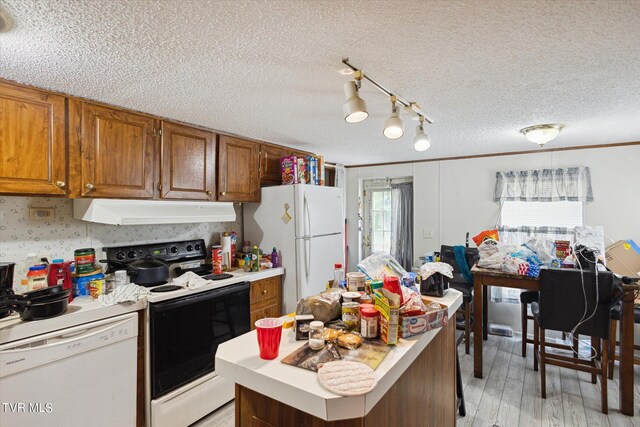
top-left (161, 122), bottom-right (216, 200)
top-left (259, 144), bottom-right (291, 186)
top-left (80, 103), bottom-right (157, 199)
top-left (0, 82), bottom-right (67, 196)
top-left (217, 135), bottom-right (259, 202)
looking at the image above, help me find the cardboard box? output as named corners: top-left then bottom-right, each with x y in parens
top-left (555, 240), bottom-right (571, 258)
top-left (605, 240), bottom-right (640, 278)
top-left (281, 156), bottom-right (298, 185)
top-left (374, 289), bottom-right (399, 345)
top-left (399, 300), bottom-right (448, 338)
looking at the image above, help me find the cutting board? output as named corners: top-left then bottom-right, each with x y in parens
top-left (281, 338), bottom-right (392, 372)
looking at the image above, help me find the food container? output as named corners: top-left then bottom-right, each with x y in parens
top-left (341, 302), bottom-right (361, 330)
top-left (374, 289), bottom-right (400, 345)
top-left (281, 156), bottom-right (298, 185)
top-left (360, 303), bottom-right (379, 338)
top-left (359, 294), bottom-right (373, 305)
top-left (342, 291), bottom-right (361, 303)
top-left (26, 265), bottom-right (48, 291)
top-left (295, 314), bottom-right (314, 341)
top-left (346, 272), bottom-right (366, 292)
top-left (74, 248), bottom-right (96, 274)
top-left (73, 270), bottom-right (104, 297)
top-left (211, 245), bottom-right (222, 275)
top-left (114, 270), bottom-right (127, 287)
top-left (399, 300), bottom-right (449, 338)
top-left (308, 321), bottom-right (325, 350)
top-left (89, 276), bottom-right (105, 299)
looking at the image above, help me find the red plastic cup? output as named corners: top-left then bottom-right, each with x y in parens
top-left (255, 318), bottom-right (284, 360)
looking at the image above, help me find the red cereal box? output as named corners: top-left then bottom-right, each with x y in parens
top-left (281, 156), bottom-right (298, 185)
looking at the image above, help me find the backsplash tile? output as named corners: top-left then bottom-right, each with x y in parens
top-left (0, 196), bottom-right (242, 285)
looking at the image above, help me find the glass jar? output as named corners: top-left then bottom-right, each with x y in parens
top-left (308, 321), bottom-right (325, 350)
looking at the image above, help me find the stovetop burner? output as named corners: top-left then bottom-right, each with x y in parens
top-left (150, 285), bottom-right (183, 293)
top-left (202, 273), bottom-right (233, 281)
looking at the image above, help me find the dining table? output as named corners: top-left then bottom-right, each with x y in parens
top-left (470, 265), bottom-right (637, 416)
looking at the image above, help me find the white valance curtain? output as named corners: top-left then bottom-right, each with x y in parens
top-left (491, 166), bottom-right (593, 304)
top-left (494, 167), bottom-right (593, 203)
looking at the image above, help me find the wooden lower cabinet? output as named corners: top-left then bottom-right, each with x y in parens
top-left (235, 319), bottom-right (456, 427)
top-left (250, 276), bottom-right (282, 329)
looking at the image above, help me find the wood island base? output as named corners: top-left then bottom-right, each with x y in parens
top-left (234, 320), bottom-right (456, 427)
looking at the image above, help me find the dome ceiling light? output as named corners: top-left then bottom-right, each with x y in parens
top-left (520, 124), bottom-right (564, 147)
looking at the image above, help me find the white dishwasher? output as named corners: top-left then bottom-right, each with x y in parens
top-left (0, 312), bottom-right (138, 427)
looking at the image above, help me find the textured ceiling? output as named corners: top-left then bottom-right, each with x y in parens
top-left (1, 0), bottom-right (639, 165)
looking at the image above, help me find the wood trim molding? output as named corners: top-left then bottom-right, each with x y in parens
top-left (345, 141), bottom-right (640, 169)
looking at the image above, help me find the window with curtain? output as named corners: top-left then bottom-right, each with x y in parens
top-left (361, 178), bottom-right (413, 270)
top-left (491, 167), bottom-right (593, 303)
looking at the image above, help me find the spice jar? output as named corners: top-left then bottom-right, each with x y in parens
top-left (360, 304), bottom-right (379, 338)
top-left (308, 321), bottom-right (325, 350)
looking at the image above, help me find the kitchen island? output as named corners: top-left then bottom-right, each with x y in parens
top-left (216, 289), bottom-right (462, 427)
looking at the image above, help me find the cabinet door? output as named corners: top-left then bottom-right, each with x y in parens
top-left (161, 122), bottom-right (215, 200)
top-left (81, 103), bottom-right (157, 198)
top-left (259, 144), bottom-right (290, 186)
top-left (217, 135), bottom-right (259, 202)
top-left (0, 82), bottom-right (67, 195)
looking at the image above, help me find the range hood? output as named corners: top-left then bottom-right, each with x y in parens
top-left (73, 199), bottom-right (236, 225)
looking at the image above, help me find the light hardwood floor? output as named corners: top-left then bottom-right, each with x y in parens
top-left (192, 335), bottom-right (640, 427)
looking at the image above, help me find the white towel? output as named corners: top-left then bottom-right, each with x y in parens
top-left (172, 271), bottom-right (214, 289)
top-left (98, 284), bottom-right (151, 306)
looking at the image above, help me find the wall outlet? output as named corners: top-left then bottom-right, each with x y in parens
top-left (423, 229), bottom-right (434, 239)
top-left (29, 207), bottom-right (55, 220)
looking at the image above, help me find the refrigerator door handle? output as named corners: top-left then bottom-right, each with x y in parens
top-left (305, 236), bottom-right (311, 281)
top-left (304, 194), bottom-right (311, 238)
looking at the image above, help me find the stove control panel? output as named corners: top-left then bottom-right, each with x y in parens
top-left (104, 239), bottom-right (208, 264)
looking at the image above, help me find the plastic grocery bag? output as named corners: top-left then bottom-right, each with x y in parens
top-left (522, 237), bottom-right (556, 266)
top-left (477, 239), bottom-right (518, 270)
top-left (357, 252), bottom-right (407, 281)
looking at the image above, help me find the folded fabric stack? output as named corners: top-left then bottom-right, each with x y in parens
top-left (98, 283), bottom-right (151, 306)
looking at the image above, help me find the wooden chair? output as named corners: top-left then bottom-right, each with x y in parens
top-left (532, 268), bottom-right (618, 414)
top-left (607, 304), bottom-right (640, 379)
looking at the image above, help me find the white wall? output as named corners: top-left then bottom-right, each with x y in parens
top-left (346, 144), bottom-right (640, 333)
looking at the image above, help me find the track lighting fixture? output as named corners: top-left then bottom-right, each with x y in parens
top-left (383, 96), bottom-right (403, 139)
top-left (341, 58), bottom-right (434, 152)
top-left (413, 116), bottom-right (431, 152)
top-left (343, 70), bottom-right (368, 123)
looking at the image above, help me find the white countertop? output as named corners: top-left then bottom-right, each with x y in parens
top-left (0, 267), bottom-right (285, 344)
top-left (215, 289), bottom-right (463, 421)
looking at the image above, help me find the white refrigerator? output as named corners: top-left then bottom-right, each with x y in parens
top-left (244, 185), bottom-right (344, 314)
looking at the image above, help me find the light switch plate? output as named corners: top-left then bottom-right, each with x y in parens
top-left (29, 207), bottom-right (55, 220)
top-left (423, 229), bottom-right (434, 239)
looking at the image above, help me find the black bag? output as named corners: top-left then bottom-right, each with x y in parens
top-left (420, 273), bottom-right (449, 297)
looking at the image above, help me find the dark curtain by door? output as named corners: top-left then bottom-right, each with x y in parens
top-left (390, 182), bottom-right (413, 271)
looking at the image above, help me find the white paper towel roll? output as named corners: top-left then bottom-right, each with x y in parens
top-left (221, 235), bottom-right (232, 267)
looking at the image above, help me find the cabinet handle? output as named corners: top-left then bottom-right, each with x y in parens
top-left (220, 191), bottom-right (226, 196)
top-left (85, 183), bottom-right (95, 192)
top-left (206, 190), bottom-right (212, 196)
top-left (55, 180), bottom-right (66, 189)
top-left (262, 289), bottom-right (268, 294)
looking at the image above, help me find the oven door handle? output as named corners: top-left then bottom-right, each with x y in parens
top-left (150, 281), bottom-right (249, 312)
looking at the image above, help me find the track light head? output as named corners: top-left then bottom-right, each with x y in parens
top-left (383, 96), bottom-right (403, 139)
top-left (413, 119), bottom-right (430, 152)
top-left (343, 80), bottom-right (368, 123)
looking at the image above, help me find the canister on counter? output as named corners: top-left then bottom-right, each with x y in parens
top-left (342, 302), bottom-right (361, 330)
top-left (211, 245), bottom-right (223, 275)
top-left (74, 248), bottom-right (96, 274)
top-left (360, 304), bottom-right (379, 338)
top-left (346, 272), bottom-right (366, 292)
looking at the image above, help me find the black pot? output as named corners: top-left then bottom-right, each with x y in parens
top-left (127, 258), bottom-right (169, 286)
top-left (0, 290), bottom-right (70, 321)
